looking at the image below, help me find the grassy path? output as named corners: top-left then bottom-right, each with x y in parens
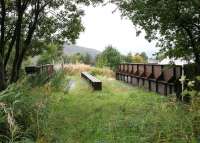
top-left (45, 76), bottom-right (197, 143)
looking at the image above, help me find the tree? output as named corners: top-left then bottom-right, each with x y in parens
top-left (113, 0), bottom-right (200, 72)
top-left (96, 54), bottom-right (108, 68)
top-left (125, 52), bottom-right (133, 63)
top-left (140, 52), bottom-right (148, 63)
top-left (96, 45), bottom-right (121, 70)
top-left (0, 0), bottom-right (103, 91)
top-left (64, 53), bottom-right (91, 64)
top-left (83, 53), bottom-right (92, 65)
top-left (132, 54), bottom-right (145, 63)
top-left (0, 0), bottom-right (6, 91)
top-left (37, 43), bottom-right (62, 65)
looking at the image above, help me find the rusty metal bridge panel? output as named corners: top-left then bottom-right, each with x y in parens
top-left (116, 63), bottom-right (182, 96)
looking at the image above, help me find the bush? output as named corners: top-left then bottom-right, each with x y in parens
top-left (96, 46), bottom-right (121, 70)
top-left (0, 70), bottom-right (70, 142)
top-left (26, 72), bottom-right (50, 87)
top-left (90, 67), bottom-right (115, 77)
top-left (0, 83), bottom-right (49, 142)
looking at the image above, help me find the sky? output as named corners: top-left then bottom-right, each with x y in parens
top-left (76, 4), bottom-right (160, 57)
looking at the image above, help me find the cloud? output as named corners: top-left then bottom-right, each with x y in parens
top-left (77, 4), bottom-right (159, 57)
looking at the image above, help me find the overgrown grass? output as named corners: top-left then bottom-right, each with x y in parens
top-left (0, 70), bottom-right (69, 143)
top-left (0, 71), bottom-right (199, 143)
top-left (42, 76), bottom-right (200, 143)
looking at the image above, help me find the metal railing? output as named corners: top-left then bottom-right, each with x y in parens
top-left (25, 64), bottom-right (54, 76)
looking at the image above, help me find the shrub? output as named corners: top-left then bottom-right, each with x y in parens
top-left (26, 72), bottom-right (50, 87)
top-left (50, 70), bottom-right (69, 92)
top-left (0, 72), bottom-right (67, 142)
top-left (96, 46), bottom-right (121, 70)
top-left (90, 67), bottom-right (115, 77)
top-left (0, 84), bottom-right (43, 142)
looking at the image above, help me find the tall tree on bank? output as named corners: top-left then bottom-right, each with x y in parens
top-left (112, 0), bottom-right (200, 72)
top-left (0, 0), bottom-right (103, 91)
top-left (96, 45), bottom-right (121, 70)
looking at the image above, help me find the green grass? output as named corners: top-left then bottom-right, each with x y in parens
top-left (42, 76), bottom-right (199, 143)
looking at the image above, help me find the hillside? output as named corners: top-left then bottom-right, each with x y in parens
top-left (63, 44), bottom-right (101, 58)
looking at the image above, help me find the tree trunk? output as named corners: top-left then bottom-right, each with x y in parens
top-left (10, 16), bottom-right (23, 82)
top-left (0, 0), bottom-right (5, 56)
top-left (4, 30), bottom-right (17, 69)
top-left (194, 53), bottom-right (200, 75)
top-left (15, 11), bottom-right (40, 82)
top-left (10, 6), bottom-right (24, 83)
top-left (0, 55), bottom-right (6, 91)
top-left (183, 26), bottom-right (200, 75)
top-left (0, 0), bottom-right (6, 91)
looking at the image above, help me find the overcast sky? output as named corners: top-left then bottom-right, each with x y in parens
top-left (76, 4), bottom-right (159, 57)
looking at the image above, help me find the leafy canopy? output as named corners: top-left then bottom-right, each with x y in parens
top-left (113, 0), bottom-right (200, 63)
top-left (0, 0), bottom-right (103, 85)
top-left (96, 45), bottom-right (121, 70)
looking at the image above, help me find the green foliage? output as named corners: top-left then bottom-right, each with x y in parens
top-left (84, 53), bottom-right (92, 65)
top-left (181, 64), bottom-right (200, 101)
top-left (181, 76), bottom-right (200, 129)
top-left (90, 67), bottom-right (114, 77)
top-left (40, 76), bottom-right (199, 142)
top-left (113, 0), bottom-right (200, 64)
top-left (132, 53), bottom-right (145, 63)
top-left (140, 52), bottom-right (148, 62)
top-left (123, 52), bottom-right (148, 63)
top-left (0, 83), bottom-right (49, 142)
top-left (26, 72), bottom-right (50, 87)
top-left (1, 72), bottom-right (199, 142)
top-left (182, 76), bottom-right (200, 97)
top-left (96, 45), bottom-right (121, 70)
top-left (50, 70), bottom-right (69, 92)
top-left (26, 40), bottom-right (49, 58)
top-left (125, 52), bottom-right (133, 63)
top-left (96, 54), bottom-right (108, 68)
top-left (0, 0), bottom-right (104, 89)
top-left (0, 70), bottom-right (70, 142)
top-left (37, 43), bottom-right (63, 65)
top-left (64, 53), bottom-right (93, 65)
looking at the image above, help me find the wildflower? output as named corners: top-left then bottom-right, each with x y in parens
top-left (179, 75), bottom-right (186, 82)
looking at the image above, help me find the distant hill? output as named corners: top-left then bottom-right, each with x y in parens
top-left (63, 44), bottom-right (101, 59)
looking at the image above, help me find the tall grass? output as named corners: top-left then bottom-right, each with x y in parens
top-left (0, 70), bottom-right (199, 142)
top-left (64, 64), bottom-right (115, 77)
top-left (0, 70), bottom-right (69, 143)
top-left (50, 70), bottom-right (70, 92)
top-left (58, 76), bottom-right (199, 143)
top-left (0, 83), bottom-right (47, 142)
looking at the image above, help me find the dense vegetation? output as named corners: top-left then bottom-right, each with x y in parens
top-left (0, 70), bottom-right (69, 142)
top-left (1, 0), bottom-right (200, 142)
top-left (111, 0), bottom-right (200, 92)
top-left (0, 69), bottom-right (199, 142)
top-left (0, 0), bottom-right (103, 91)
top-left (96, 45), bottom-right (148, 70)
top-left (112, 0), bottom-right (200, 71)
